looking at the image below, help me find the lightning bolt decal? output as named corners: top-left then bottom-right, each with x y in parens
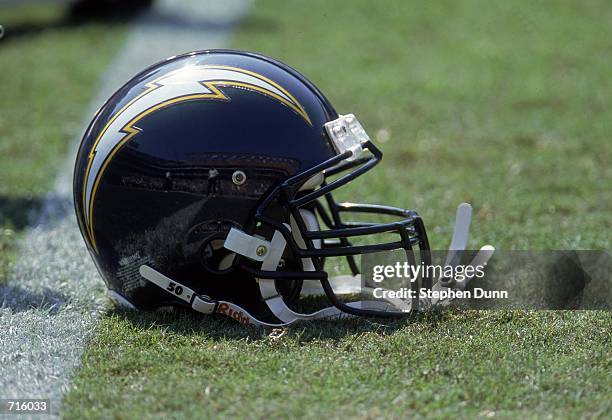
top-left (82, 65), bottom-right (311, 252)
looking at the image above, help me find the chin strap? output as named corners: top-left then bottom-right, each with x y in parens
top-left (139, 263), bottom-right (390, 327)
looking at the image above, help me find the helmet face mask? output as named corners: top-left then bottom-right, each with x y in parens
top-left (236, 128), bottom-right (432, 320)
top-left (73, 49), bottom-right (468, 328)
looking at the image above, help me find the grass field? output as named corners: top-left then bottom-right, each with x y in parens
top-left (1, 0), bottom-right (610, 418)
top-left (0, 4), bottom-right (128, 282)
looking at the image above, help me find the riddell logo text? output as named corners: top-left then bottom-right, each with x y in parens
top-left (216, 303), bottom-right (251, 326)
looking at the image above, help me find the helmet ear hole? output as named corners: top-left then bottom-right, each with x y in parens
top-left (218, 253), bottom-right (236, 270)
top-left (199, 237), bottom-right (237, 275)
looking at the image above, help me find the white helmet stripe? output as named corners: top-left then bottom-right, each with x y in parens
top-left (82, 65), bottom-right (310, 251)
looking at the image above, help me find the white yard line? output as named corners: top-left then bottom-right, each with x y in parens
top-left (0, 0), bottom-right (250, 415)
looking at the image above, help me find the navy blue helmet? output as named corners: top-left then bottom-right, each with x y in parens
top-left (73, 50), bottom-right (432, 327)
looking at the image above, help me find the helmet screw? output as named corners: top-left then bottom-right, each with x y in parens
top-left (232, 170), bottom-right (246, 186)
top-left (256, 245), bottom-right (267, 257)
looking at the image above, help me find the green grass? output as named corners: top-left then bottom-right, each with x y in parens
top-left (63, 310), bottom-right (611, 419)
top-left (1, 0), bottom-right (608, 418)
top-left (0, 4), bottom-right (128, 282)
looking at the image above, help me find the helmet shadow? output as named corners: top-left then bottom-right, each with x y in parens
top-left (0, 283), bottom-right (67, 314)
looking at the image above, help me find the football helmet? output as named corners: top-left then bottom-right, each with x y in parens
top-left (74, 50), bottom-right (492, 327)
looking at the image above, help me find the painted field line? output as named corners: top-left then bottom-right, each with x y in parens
top-left (0, 0), bottom-right (250, 415)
